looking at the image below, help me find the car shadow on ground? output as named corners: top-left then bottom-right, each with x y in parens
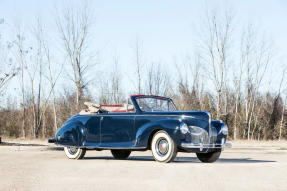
top-left (174, 157), bottom-right (276, 163)
top-left (47, 147), bottom-right (64, 151)
top-left (0, 142), bottom-right (46, 147)
top-left (83, 156), bottom-right (276, 163)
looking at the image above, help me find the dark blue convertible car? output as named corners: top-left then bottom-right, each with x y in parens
top-left (49, 95), bottom-right (231, 163)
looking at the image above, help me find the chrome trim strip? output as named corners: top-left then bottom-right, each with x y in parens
top-left (79, 146), bottom-right (146, 149)
top-left (78, 114), bottom-right (192, 117)
top-left (181, 142), bottom-right (232, 149)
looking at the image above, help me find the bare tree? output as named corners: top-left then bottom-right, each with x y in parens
top-left (241, 25), bottom-right (272, 140)
top-left (111, 55), bottom-right (123, 104)
top-left (0, 25), bottom-right (17, 94)
top-left (42, 30), bottom-right (63, 132)
top-left (232, 29), bottom-right (247, 140)
top-left (173, 53), bottom-right (202, 111)
top-left (23, 19), bottom-right (64, 137)
top-left (15, 25), bottom-right (27, 138)
top-left (279, 94), bottom-right (286, 141)
top-left (233, 61), bottom-right (243, 140)
top-left (56, 3), bottom-right (94, 111)
top-left (36, 21), bottom-right (63, 137)
top-left (146, 62), bottom-right (171, 96)
top-left (275, 67), bottom-right (286, 141)
top-left (134, 38), bottom-right (144, 94)
top-left (199, 9), bottom-right (234, 119)
top-left (24, 20), bottom-right (46, 137)
top-left (98, 76), bottom-right (110, 104)
top-left (0, 26), bottom-right (17, 94)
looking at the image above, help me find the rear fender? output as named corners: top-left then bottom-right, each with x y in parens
top-left (55, 120), bottom-right (86, 147)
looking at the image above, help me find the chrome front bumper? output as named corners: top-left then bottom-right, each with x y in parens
top-left (181, 142), bottom-right (232, 151)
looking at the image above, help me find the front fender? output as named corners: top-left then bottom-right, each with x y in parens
top-left (135, 119), bottom-right (181, 148)
top-left (55, 119), bottom-right (86, 147)
top-left (210, 120), bottom-right (228, 144)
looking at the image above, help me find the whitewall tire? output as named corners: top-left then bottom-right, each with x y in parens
top-left (64, 147), bottom-right (86, 159)
top-left (151, 130), bottom-right (177, 163)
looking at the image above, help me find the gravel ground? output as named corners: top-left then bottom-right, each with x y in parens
top-left (0, 140), bottom-right (287, 191)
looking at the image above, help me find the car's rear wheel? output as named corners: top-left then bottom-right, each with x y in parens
top-left (111, 150), bottom-right (131, 159)
top-left (64, 147), bottom-right (86, 159)
top-left (151, 130), bottom-right (177, 163)
top-left (196, 151), bottom-right (221, 163)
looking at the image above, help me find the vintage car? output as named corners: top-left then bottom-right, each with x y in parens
top-left (49, 95), bottom-right (231, 163)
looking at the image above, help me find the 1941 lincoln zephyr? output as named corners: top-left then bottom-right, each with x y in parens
top-left (49, 95), bottom-right (231, 163)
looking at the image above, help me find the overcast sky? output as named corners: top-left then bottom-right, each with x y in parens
top-left (1, 0), bottom-right (287, 101)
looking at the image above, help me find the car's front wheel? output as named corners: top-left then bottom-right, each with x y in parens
top-left (151, 130), bottom-right (177, 163)
top-left (196, 151), bottom-right (221, 163)
top-left (64, 147), bottom-right (86, 159)
top-left (111, 150), bottom-right (131, 159)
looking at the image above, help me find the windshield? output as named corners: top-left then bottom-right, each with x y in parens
top-left (135, 97), bottom-right (176, 112)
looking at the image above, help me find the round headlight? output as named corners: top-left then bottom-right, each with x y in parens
top-left (180, 122), bottom-right (189, 134)
top-left (220, 125), bottom-right (228, 135)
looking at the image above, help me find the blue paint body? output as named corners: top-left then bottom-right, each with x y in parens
top-left (53, 95), bottom-right (228, 153)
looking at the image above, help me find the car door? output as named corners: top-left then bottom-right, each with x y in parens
top-left (100, 113), bottom-right (135, 148)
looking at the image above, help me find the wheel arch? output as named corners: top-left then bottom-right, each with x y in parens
top-left (135, 119), bottom-right (181, 149)
top-left (147, 129), bottom-right (163, 150)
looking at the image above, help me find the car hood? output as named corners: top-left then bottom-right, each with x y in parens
top-left (142, 111), bottom-right (210, 121)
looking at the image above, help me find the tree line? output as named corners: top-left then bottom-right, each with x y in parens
top-left (0, 4), bottom-right (286, 140)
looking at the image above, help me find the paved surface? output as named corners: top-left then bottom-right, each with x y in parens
top-left (0, 142), bottom-right (287, 191)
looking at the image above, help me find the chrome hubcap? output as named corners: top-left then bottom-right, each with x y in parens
top-left (156, 139), bottom-right (169, 156)
top-left (67, 147), bottom-right (78, 155)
